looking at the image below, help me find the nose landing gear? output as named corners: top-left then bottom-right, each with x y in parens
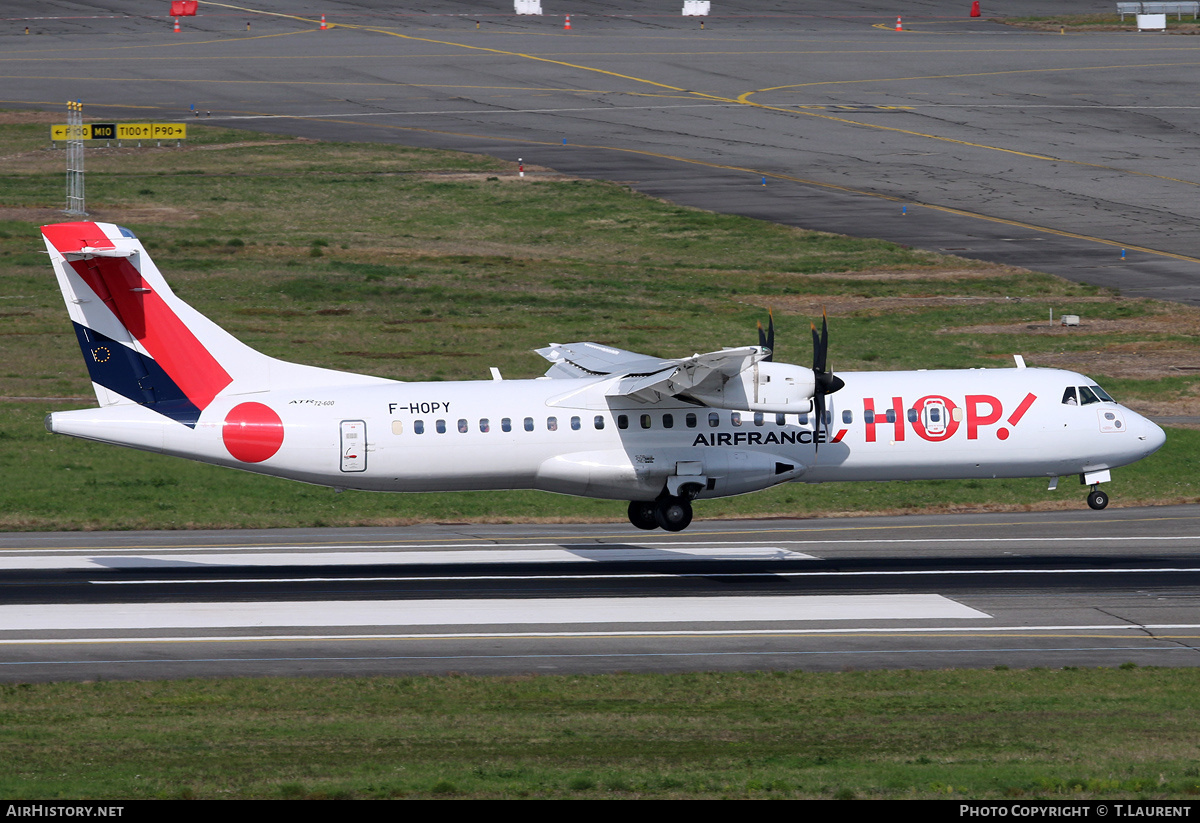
top-left (1086, 486), bottom-right (1109, 510)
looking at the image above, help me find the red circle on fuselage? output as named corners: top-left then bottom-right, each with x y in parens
top-left (222, 402), bottom-right (284, 463)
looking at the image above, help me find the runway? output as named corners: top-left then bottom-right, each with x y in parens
top-left (3, 505), bottom-right (1200, 681)
top-left (4, 3), bottom-right (1200, 680)
top-left (6, 1), bottom-right (1200, 301)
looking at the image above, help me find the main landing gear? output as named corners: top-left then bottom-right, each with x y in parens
top-left (1086, 486), bottom-right (1109, 510)
top-left (628, 495), bottom-right (694, 532)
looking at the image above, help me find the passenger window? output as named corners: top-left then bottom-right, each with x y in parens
top-left (436, 419), bottom-right (446, 434)
top-left (885, 409), bottom-right (896, 424)
top-left (618, 414), bottom-right (629, 430)
top-left (798, 412), bottom-right (808, 426)
top-left (663, 414), bottom-right (674, 429)
top-left (480, 418), bottom-right (490, 433)
top-left (842, 410), bottom-right (853, 424)
top-left (753, 412), bottom-right (764, 426)
top-left (1062, 387), bottom-right (1078, 406)
top-left (864, 409), bottom-right (875, 424)
top-left (640, 414), bottom-right (651, 429)
top-left (502, 418), bottom-right (512, 433)
top-left (547, 416), bottom-right (558, 431)
top-left (524, 417), bottom-right (534, 432)
top-left (708, 412), bottom-right (720, 427)
top-left (776, 414), bottom-right (787, 426)
top-left (686, 413), bottom-right (697, 428)
top-left (594, 415), bottom-right (605, 430)
top-left (908, 409), bottom-right (918, 423)
top-left (571, 416), bottom-right (581, 431)
top-left (731, 412), bottom-right (742, 427)
top-left (458, 419), bottom-right (468, 433)
top-left (414, 420), bottom-right (424, 435)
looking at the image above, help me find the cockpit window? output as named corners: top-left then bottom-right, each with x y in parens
top-left (1062, 387), bottom-right (1078, 406)
top-left (1091, 385), bottom-right (1114, 403)
top-left (1078, 386), bottom-right (1101, 406)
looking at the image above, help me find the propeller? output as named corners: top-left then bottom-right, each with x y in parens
top-left (810, 309), bottom-right (845, 446)
top-left (755, 308), bottom-right (845, 448)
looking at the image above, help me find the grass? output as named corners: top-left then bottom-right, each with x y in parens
top-left (1000, 14), bottom-right (1200, 32)
top-left (2, 117), bottom-right (1198, 529)
top-left (3, 668), bottom-right (1200, 799)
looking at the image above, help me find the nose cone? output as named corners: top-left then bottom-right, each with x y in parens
top-left (1126, 410), bottom-right (1166, 459)
top-left (1141, 416), bottom-right (1167, 456)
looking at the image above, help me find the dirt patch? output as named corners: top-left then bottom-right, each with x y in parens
top-left (952, 312), bottom-right (1200, 338)
top-left (744, 292), bottom-right (1046, 316)
top-left (800, 266), bottom-right (1016, 281)
top-left (0, 110), bottom-right (58, 125)
top-left (0, 205), bottom-right (200, 225)
top-left (195, 139), bottom-right (314, 151)
top-left (1019, 348), bottom-right (1200, 380)
top-left (0, 206), bottom-right (75, 225)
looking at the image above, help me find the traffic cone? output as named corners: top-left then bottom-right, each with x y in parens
top-left (970, 1), bottom-right (981, 17)
top-left (320, 14), bottom-right (328, 30)
top-left (174, 17), bottom-right (181, 33)
top-left (564, 15), bottom-right (571, 31)
top-left (895, 16), bottom-right (903, 31)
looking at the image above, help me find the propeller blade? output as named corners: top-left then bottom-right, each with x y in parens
top-left (757, 309), bottom-right (774, 361)
top-left (810, 309), bottom-right (843, 453)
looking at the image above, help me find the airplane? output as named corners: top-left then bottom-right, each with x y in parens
top-left (41, 221), bottom-right (1166, 532)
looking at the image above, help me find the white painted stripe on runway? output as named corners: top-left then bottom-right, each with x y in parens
top-left (0, 594), bottom-right (986, 631)
top-left (0, 546), bottom-right (813, 570)
top-left (4, 623), bottom-right (1199, 646)
top-left (7, 534), bottom-right (1200, 557)
top-left (87, 565), bottom-right (1200, 586)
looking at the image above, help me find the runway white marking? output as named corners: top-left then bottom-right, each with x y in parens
top-left (6, 534), bottom-right (1198, 556)
top-left (86, 565), bottom-right (1200, 586)
top-left (0, 546), bottom-right (813, 570)
top-left (6, 623), bottom-right (1200, 646)
top-left (0, 594), bottom-right (986, 631)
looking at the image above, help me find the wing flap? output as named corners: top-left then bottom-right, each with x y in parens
top-left (538, 341), bottom-right (766, 401)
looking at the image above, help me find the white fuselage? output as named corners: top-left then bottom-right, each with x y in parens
top-left (48, 365), bottom-right (1166, 502)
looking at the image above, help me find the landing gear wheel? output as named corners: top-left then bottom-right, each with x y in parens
top-left (1087, 488), bottom-right (1109, 510)
top-left (628, 500), bottom-right (659, 530)
top-left (654, 497), bottom-right (693, 532)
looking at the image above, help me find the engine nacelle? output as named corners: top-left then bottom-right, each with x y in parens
top-left (688, 361), bottom-right (815, 414)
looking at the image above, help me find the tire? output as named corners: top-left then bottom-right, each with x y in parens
top-left (1087, 489), bottom-right (1109, 510)
top-left (654, 498), bottom-right (693, 532)
top-left (628, 500), bottom-right (659, 530)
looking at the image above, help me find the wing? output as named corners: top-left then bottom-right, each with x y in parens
top-left (536, 341), bottom-right (766, 403)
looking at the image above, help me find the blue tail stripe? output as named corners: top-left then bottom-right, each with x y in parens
top-left (72, 322), bottom-right (201, 427)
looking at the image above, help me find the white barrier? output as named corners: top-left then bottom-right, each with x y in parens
top-left (514, 0), bottom-right (542, 14)
top-left (683, 1), bottom-right (711, 16)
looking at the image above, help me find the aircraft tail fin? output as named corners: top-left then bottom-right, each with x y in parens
top-left (42, 221), bottom-right (383, 428)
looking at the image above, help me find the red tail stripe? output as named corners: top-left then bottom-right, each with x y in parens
top-left (42, 222), bottom-right (114, 252)
top-left (47, 223), bottom-right (232, 410)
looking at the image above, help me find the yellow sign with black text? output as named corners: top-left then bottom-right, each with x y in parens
top-left (51, 123), bottom-right (187, 141)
